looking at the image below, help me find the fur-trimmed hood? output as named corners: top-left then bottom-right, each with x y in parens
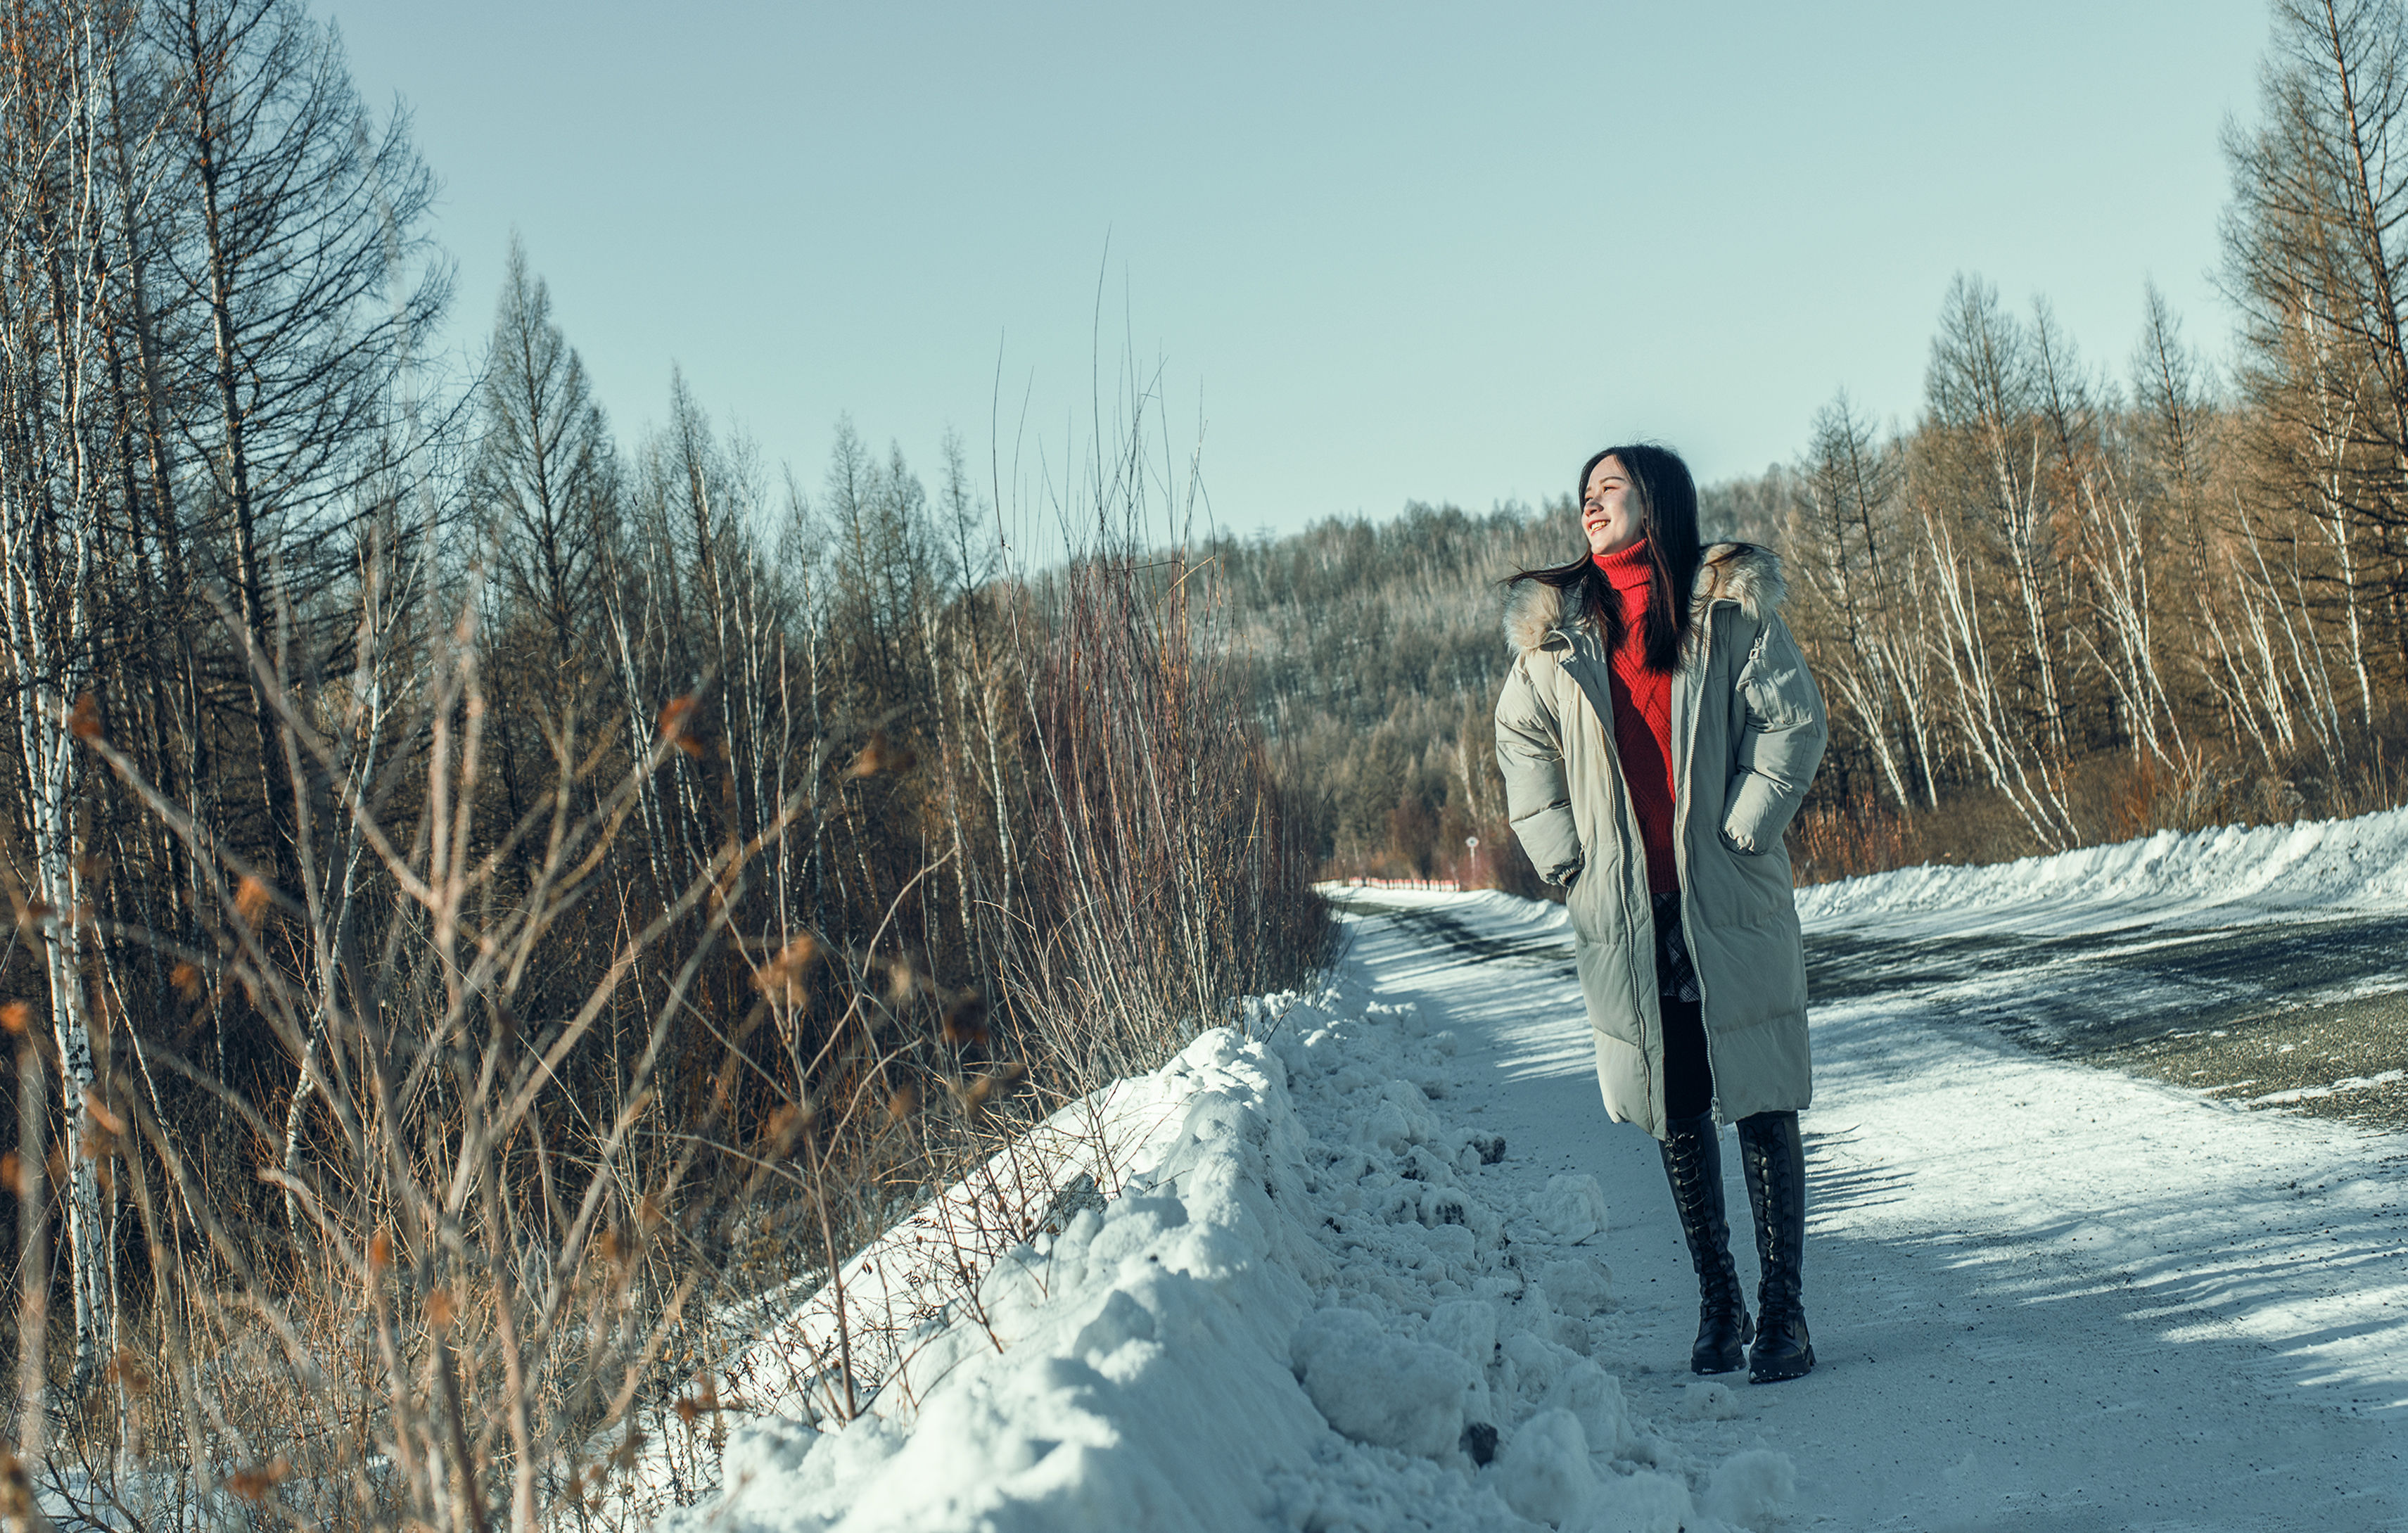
top-left (1503, 542), bottom-right (1788, 654)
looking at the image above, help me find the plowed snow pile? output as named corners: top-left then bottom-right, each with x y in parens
top-left (669, 987), bottom-right (1793, 1532)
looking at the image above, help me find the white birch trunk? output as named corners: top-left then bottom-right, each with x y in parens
top-left (0, 8), bottom-right (127, 1393)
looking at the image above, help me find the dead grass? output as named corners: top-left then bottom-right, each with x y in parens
top-left (2, 536), bottom-right (1329, 1530)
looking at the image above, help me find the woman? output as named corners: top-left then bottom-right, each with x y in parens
top-left (1493, 444), bottom-right (1827, 1384)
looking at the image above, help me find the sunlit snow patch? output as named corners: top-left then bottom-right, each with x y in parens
top-left (664, 985), bottom-right (1794, 1532)
top-left (1794, 805), bottom-right (2408, 938)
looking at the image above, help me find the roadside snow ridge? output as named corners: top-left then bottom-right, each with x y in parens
top-left (1795, 805), bottom-right (2408, 937)
top-left (670, 984), bottom-right (1795, 1532)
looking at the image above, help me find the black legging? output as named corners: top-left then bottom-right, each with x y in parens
top-left (1653, 891), bottom-right (1714, 1120)
top-left (1661, 997), bottom-right (1714, 1120)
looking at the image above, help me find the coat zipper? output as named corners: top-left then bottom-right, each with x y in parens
top-left (1567, 614), bottom-right (1665, 1131)
top-left (1674, 599), bottom-right (1723, 1123)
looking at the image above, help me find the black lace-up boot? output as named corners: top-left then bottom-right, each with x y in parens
top-left (1737, 1109), bottom-right (1814, 1383)
top-left (1657, 1112), bottom-right (1752, 1374)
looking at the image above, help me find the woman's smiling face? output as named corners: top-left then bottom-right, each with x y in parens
top-left (1582, 455), bottom-right (1644, 557)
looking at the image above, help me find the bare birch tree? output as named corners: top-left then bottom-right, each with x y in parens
top-left (0, 0), bottom-right (143, 1399)
top-left (1786, 393), bottom-right (1926, 808)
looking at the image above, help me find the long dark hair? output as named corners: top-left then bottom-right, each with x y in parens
top-left (1507, 442), bottom-right (1702, 672)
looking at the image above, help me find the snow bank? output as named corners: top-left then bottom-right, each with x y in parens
top-left (725, 1055), bottom-right (1240, 1418)
top-left (1795, 806), bottom-right (2408, 938)
top-left (1344, 806), bottom-right (2408, 945)
top-left (1327, 807), bottom-right (2408, 946)
top-left (668, 986), bottom-right (1792, 1532)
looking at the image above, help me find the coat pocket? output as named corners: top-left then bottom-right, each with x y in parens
top-left (1564, 853), bottom-right (1604, 941)
top-left (1720, 838), bottom-right (1792, 922)
top-left (1572, 934), bottom-right (1646, 1048)
top-left (1565, 823), bottom-right (1627, 943)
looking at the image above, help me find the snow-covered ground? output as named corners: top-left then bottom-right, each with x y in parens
top-left (675, 984), bottom-right (1794, 1532)
top-left (670, 812), bottom-right (2408, 1532)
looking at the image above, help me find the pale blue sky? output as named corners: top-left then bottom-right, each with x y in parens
top-left (326, 1), bottom-right (2272, 537)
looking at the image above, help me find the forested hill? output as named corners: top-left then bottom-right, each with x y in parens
top-left (1205, 484), bottom-right (1778, 887)
top-left (1215, 371), bottom-right (2408, 892)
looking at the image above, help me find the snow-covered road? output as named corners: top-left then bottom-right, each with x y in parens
top-left (1349, 890), bottom-right (2404, 1530)
top-left (675, 812), bottom-right (2408, 1532)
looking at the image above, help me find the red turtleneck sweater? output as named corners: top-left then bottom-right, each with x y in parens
top-left (1595, 542), bottom-right (1678, 893)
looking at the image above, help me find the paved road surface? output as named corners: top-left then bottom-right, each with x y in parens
top-left (1805, 911), bottom-right (2408, 1132)
top-left (1337, 895), bottom-right (2408, 1132)
top-left (1332, 893), bottom-right (2405, 1531)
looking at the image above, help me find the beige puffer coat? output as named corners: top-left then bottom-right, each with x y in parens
top-left (1493, 544), bottom-right (1828, 1138)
